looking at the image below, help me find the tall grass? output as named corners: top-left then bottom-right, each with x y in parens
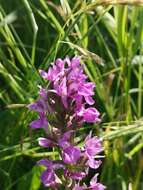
top-left (0, 0), bottom-right (143, 189)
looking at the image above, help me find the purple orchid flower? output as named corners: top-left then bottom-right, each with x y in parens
top-left (77, 107), bottom-right (100, 123)
top-left (62, 145), bottom-right (81, 164)
top-left (29, 114), bottom-right (48, 129)
top-left (38, 137), bottom-right (54, 147)
top-left (64, 169), bottom-right (86, 180)
top-left (87, 159), bottom-right (102, 169)
top-left (37, 159), bottom-right (56, 187)
top-left (89, 174), bottom-right (106, 190)
top-left (37, 159), bottom-right (64, 187)
top-left (84, 135), bottom-right (103, 158)
top-left (58, 131), bottom-right (73, 149)
top-left (28, 99), bottom-right (47, 113)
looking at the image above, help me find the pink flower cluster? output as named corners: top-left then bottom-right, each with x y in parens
top-left (28, 57), bottom-right (105, 189)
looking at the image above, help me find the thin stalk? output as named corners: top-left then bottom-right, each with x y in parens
top-left (22, 0), bottom-right (38, 65)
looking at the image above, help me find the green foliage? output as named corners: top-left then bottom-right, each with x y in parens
top-left (0, 0), bottom-right (143, 189)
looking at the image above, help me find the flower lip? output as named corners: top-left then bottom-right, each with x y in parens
top-left (87, 159), bottom-right (102, 169)
top-left (76, 107), bottom-right (100, 123)
top-left (40, 169), bottom-right (56, 187)
top-left (29, 115), bottom-right (48, 129)
top-left (89, 174), bottom-right (106, 190)
top-left (62, 145), bottom-right (81, 164)
top-left (27, 99), bottom-right (47, 113)
top-left (84, 135), bottom-right (103, 158)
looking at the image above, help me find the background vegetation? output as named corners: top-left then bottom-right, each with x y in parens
top-left (0, 0), bottom-right (143, 189)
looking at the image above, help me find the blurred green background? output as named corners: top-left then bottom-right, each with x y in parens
top-left (0, 0), bottom-right (143, 189)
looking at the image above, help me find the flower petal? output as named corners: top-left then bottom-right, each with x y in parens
top-left (87, 159), bottom-right (102, 169)
top-left (40, 169), bottom-right (56, 187)
top-left (62, 145), bottom-right (81, 164)
top-left (37, 159), bottom-right (53, 168)
top-left (38, 137), bottom-right (54, 147)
